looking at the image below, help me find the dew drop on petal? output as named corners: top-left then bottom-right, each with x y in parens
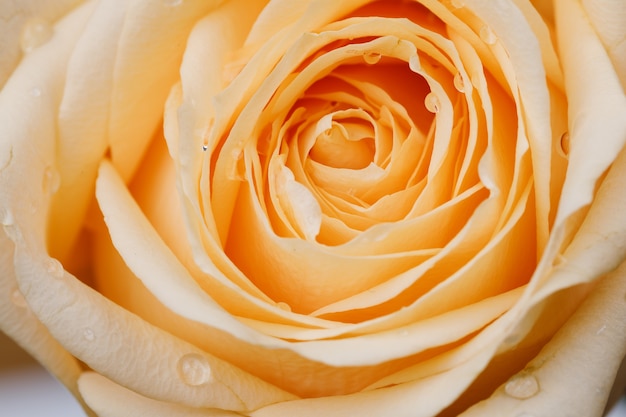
top-left (20, 17), bottom-right (53, 53)
top-left (276, 302), bottom-right (292, 312)
top-left (505, 373), bottom-right (539, 399)
top-left (201, 144), bottom-right (208, 152)
top-left (559, 131), bottom-right (570, 157)
top-left (11, 288), bottom-right (28, 308)
top-left (363, 52), bottom-right (382, 65)
top-left (83, 328), bottom-right (95, 341)
top-left (177, 353), bottom-right (212, 386)
top-left (480, 25), bottom-right (498, 45)
top-left (453, 72), bottom-right (465, 92)
top-left (424, 92), bottom-right (440, 113)
top-left (45, 258), bottom-right (64, 279)
top-left (42, 166), bottom-right (61, 195)
top-left (1, 208), bottom-right (14, 227)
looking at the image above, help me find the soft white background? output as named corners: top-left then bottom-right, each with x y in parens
top-left (1, 331), bottom-right (625, 416)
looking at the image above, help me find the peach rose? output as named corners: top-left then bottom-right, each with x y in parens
top-left (1, 0), bottom-right (626, 416)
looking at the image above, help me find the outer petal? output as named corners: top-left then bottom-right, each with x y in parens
top-left (79, 372), bottom-right (245, 417)
top-left (459, 259), bottom-right (626, 417)
top-left (0, 233), bottom-right (88, 414)
top-left (12, 240), bottom-right (293, 412)
top-left (48, 0), bottom-right (228, 261)
top-left (0, 0), bottom-right (82, 87)
top-left (553, 0), bottom-right (626, 225)
top-left (0, 0), bottom-right (95, 409)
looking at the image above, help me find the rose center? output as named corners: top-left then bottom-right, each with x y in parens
top-left (309, 114), bottom-right (376, 170)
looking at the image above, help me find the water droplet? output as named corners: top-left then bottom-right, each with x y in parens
top-left (424, 92), bottom-right (440, 113)
top-left (42, 166), bottom-right (61, 195)
top-left (453, 72), bottom-right (465, 92)
top-left (363, 52), bottom-right (382, 65)
top-left (559, 132), bottom-right (570, 157)
top-left (11, 288), bottom-right (28, 308)
top-left (20, 17), bottom-right (53, 53)
top-left (1, 208), bottom-right (14, 226)
top-left (45, 258), bottom-right (64, 278)
top-left (480, 25), bottom-right (497, 45)
top-left (30, 87), bottom-right (41, 97)
top-left (276, 302), bottom-right (291, 312)
top-left (451, 0), bottom-right (464, 8)
top-left (596, 324), bottom-right (607, 335)
top-left (2, 220), bottom-right (22, 242)
top-left (201, 144), bottom-right (208, 152)
top-left (1, 208), bottom-right (18, 241)
top-left (177, 353), bottom-right (212, 386)
top-left (83, 328), bottom-right (95, 341)
top-left (505, 373), bottom-right (539, 399)
top-left (164, 0), bottom-right (183, 6)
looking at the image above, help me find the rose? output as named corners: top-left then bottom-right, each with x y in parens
top-left (1, 0), bottom-right (626, 416)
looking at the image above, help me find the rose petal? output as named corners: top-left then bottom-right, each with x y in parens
top-left (48, 0), bottom-right (225, 260)
top-left (0, 0), bottom-right (94, 403)
top-left (459, 259), bottom-right (626, 416)
top-left (553, 0), bottom-right (626, 225)
top-left (0, 232), bottom-right (85, 409)
top-left (79, 372), bottom-right (245, 417)
top-left (13, 239), bottom-right (293, 411)
top-left (581, 0), bottom-right (626, 89)
top-left (0, 0), bottom-right (82, 87)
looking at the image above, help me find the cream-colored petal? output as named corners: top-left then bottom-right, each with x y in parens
top-left (531, 135), bottom-right (626, 300)
top-left (464, 0), bottom-right (553, 251)
top-left (49, 0), bottom-right (130, 261)
top-left (0, 232), bottom-right (89, 414)
top-left (459, 259), bottom-right (626, 417)
top-left (251, 347), bottom-right (496, 417)
top-left (79, 372), bottom-right (245, 417)
top-left (581, 0), bottom-right (626, 89)
top-left (553, 0), bottom-right (626, 226)
top-left (13, 238), bottom-right (292, 411)
top-left (107, 0), bottom-right (225, 181)
top-left (0, 0), bottom-right (94, 410)
top-left (0, 0), bottom-right (82, 87)
top-left (95, 160), bottom-right (296, 406)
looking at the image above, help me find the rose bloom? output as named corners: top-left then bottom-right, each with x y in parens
top-left (1, 0), bottom-right (626, 416)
